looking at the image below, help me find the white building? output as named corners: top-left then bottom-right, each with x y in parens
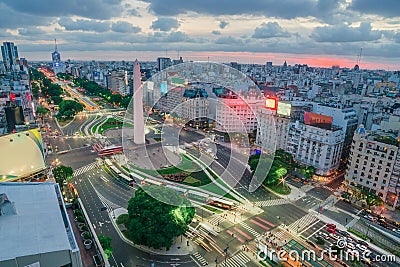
top-left (110, 70), bottom-right (129, 96)
top-left (0, 182), bottom-right (82, 267)
top-left (215, 92), bottom-right (265, 133)
top-left (287, 121), bottom-right (344, 176)
top-left (345, 125), bottom-right (400, 208)
top-left (256, 108), bottom-right (290, 153)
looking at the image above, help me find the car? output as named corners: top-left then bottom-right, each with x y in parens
top-left (378, 215), bottom-right (385, 220)
top-left (327, 223), bottom-right (337, 229)
top-left (392, 228), bottom-right (400, 234)
top-left (343, 199), bottom-right (351, 204)
top-left (337, 229), bottom-right (350, 237)
top-left (326, 227), bottom-right (336, 234)
top-left (347, 243), bottom-right (356, 250)
top-left (394, 221), bottom-right (400, 227)
top-left (364, 215), bottom-right (376, 221)
top-left (356, 244), bottom-right (367, 251)
top-left (357, 240), bottom-right (369, 247)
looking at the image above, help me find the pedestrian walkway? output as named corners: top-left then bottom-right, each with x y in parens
top-left (239, 222), bottom-right (261, 238)
top-left (73, 162), bottom-right (99, 177)
top-left (286, 213), bottom-right (319, 234)
top-left (254, 198), bottom-right (290, 207)
top-left (208, 214), bottom-right (227, 226)
top-left (219, 252), bottom-right (251, 267)
top-left (191, 252), bottom-right (208, 266)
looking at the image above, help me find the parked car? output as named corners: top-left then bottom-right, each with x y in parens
top-left (357, 240), bottom-right (369, 247)
top-left (356, 244), bottom-right (367, 251)
top-left (347, 243), bottom-right (356, 250)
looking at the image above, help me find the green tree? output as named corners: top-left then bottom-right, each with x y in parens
top-left (98, 235), bottom-right (112, 259)
top-left (36, 106), bottom-right (49, 116)
top-left (366, 193), bottom-right (383, 208)
top-left (53, 165), bottom-right (73, 188)
top-left (127, 186), bottom-right (195, 249)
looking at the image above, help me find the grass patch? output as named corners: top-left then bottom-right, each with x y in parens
top-left (58, 117), bottom-right (74, 126)
top-left (154, 137), bottom-right (162, 142)
top-left (183, 176), bottom-right (200, 184)
top-left (348, 228), bottom-right (367, 240)
top-left (267, 183), bottom-right (291, 195)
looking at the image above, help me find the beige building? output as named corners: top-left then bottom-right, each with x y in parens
top-left (345, 125), bottom-right (400, 207)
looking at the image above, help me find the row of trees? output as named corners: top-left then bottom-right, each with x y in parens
top-left (30, 68), bottom-right (64, 105)
top-left (73, 77), bottom-right (131, 108)
top-left (344, 187), bottom-right (383, 209)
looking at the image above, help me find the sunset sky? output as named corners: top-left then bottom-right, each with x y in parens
top-left (1, 0), bottom-right (400, 69)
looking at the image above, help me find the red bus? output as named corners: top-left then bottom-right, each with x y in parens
top-left (98, 145), bottom-right (123, 156)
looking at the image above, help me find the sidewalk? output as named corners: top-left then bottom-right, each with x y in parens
top-left (112, 208), bottom-right (195, 256)
top-left (263, 183), bottom-right (305, 201)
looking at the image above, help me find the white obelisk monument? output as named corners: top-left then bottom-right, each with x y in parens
top-left (133, 59), bottom-right (145, 144)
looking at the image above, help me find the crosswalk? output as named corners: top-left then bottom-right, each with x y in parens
top-left (254, 198), bottom-right (290, 207)
top-left (220, 252), bottom-right (251, 267)
top-left (286, 213), bottom-right (319, 233)
top-left (321, 185), bottom-right (335, 192)
top-left (192, 252), bottom-right (208, 266)
top-left (208, 215), bottom-right (226, 226)
top-left (239, 222), bottom-right (261, 238)
top-left (73, 162), bottom-right (99, 177)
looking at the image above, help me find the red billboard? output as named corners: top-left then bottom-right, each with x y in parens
top-left (304, 112), bottom-right (333, 129)
top-left (265, 97), bottom-right (277, 110)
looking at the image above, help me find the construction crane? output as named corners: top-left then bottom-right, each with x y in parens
top-left (356, 48), bottom-right (363, 65)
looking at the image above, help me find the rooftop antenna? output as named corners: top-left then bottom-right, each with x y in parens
top-left (356, 47), bottom-right (363, 65)
top-left (54, 38), bottom-right (57, 52)
top-left (165, 48), bottom-right (168, 57)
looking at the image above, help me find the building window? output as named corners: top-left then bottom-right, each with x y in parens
top-left (375, 177), bottom-right (378, 181)
top-left (381, 186), bottom-right (384, 190)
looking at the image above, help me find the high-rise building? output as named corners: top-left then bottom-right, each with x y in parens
top-left (51, 39), bottom-right (65, 75)
top-left (1, 42), bottom-right (19, 71)
top-left (345, 125), bottom-right (400, 208)
top-left (110, 70), bottom-right (129, 96)
top-left (157, 57), bottom-right (172, 71)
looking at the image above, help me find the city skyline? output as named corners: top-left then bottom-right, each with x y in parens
top-left (1, 0), bottom-right (400, 69)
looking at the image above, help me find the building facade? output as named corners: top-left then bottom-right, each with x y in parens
top-left (345, 125), bottom-right (400, 207)
top-left (1, 42), bottom-right (18, 71)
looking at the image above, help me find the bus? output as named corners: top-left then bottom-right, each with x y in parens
top-left (129, 172), bottom-right (145, 184)
top-left (188, 190), bottom-right (209, 203)
top-left (209, 197), bottom-right (237, 210)
top-left (119, 174), bottom-right (134, 187)
top-left (98, 145), bottom-right (123, 156)
top-left (109, 166), bottom-right (121, 176)
top-left (166, 185), bottom-right (187, 196)
top-left (104, 159), bottom-right (113, 167)
top-left (145, 179), bottom-right (163, 186)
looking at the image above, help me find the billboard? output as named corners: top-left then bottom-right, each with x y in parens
top-left (170, 77), bottom-right (185, 86)
top-left (265, 97), bottom-right (277, 110)
top-left (160, 83), bottom-right (168, 94)
top-left (304, 112), bottom-right (333, 129)
top-left (277, 102), bottom-right (291, 116)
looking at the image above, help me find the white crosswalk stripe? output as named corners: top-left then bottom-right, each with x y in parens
top-left (208, 215), bottom-right (226, 226)
top-left (287, 213), bottom-right (319, 233)
top-left (192, 252), bottom-right (208, 266)
top-left (73, 162), bottom-right (99, 177)
top-left (254, 198), bottom-right (290, 207)
top-left (321, 185), bottom-right (335, 192)
top-left (239, 222), bottom-right (261, 238)
top-left (220, 252), bottom-right (250, 267)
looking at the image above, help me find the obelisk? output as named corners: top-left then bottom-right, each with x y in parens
top-left (133, 59), bottom-right (145, 144)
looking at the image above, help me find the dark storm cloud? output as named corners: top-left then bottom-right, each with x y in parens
top-left (0, 0), bottom-right (123, 20)
top-left (59, 18), bottom-right (111, 32)
top-left (219, 21), bottom-right (229, 29)
top-left (151, 18), bottom-right (180, 31)
top-left (211, 30), bottom-right (221, 35)
top-left (111, 21), bottom-right (141, 33)
top-left (141, 0), bottom-right (342, 20)
top-left (349, 0), bottom-right (400, 18)
top-left (310, 22), bottom-right (382, 42)
top-left (0, 3), bottom-right (52, 29)
top-left (252, 22), bottom-right (290, 38)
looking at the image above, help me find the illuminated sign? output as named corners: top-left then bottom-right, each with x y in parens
top-left (170, 77), bottom-right (185, 86)
top-left (265, 97), bottom-right (277, 110)
top-left (160, 83), bottom-right (168, 94)
top-left (277, 102), bottom-right (291, 116)
top-left (304, 112), bottom-right (333, 129)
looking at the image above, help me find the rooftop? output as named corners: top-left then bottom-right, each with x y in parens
top-left (0, 182), bottom-right (75, 261)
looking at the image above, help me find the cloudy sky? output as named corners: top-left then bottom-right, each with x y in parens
top-left (1, 0), bottom-right (400, 69)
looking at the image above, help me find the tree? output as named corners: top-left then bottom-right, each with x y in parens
top-left (98, 235), bottom-right (112, 259)
top-left (36, 106), bottom-right (49, 116)
top-left (127, 186), bottom-right (195, 250)
top-left (366, 193), bottom-right (383, 208)
top-left (53, 165), bottom-right (73, 188)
